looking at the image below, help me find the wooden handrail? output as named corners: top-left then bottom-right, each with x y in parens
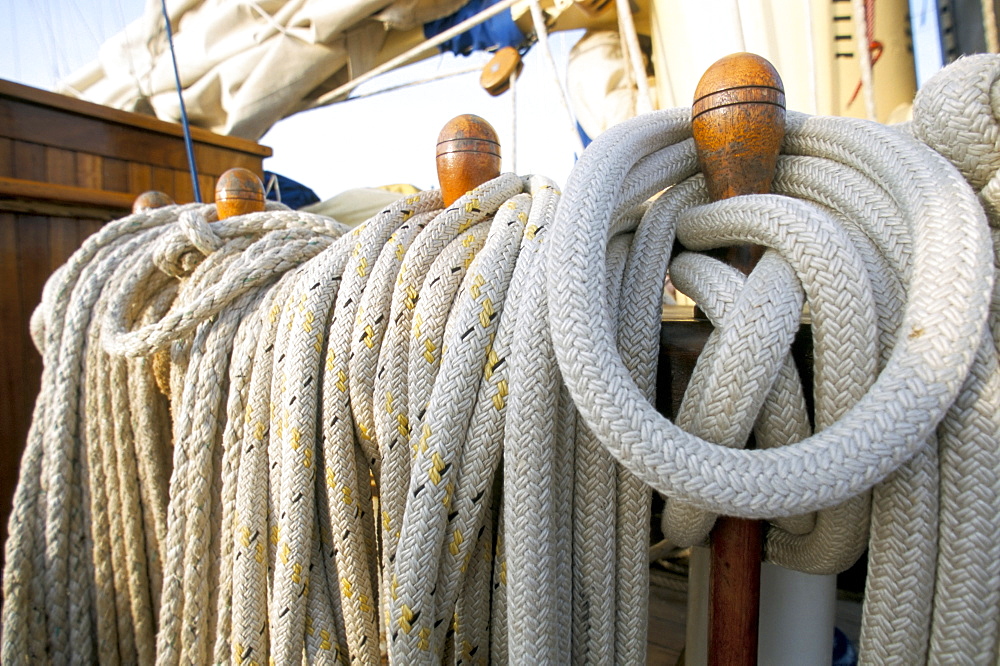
top-left (0, 176), bottom-right (134, 209)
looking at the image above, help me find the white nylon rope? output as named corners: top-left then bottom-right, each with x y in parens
top-left (908, 53), bottom-right (1000, 665)
top-left (549, 108), bottom-right (989, 513)
top-left (547, 89), bottom-right (997, 666)
top-left (6, 54), bottom-right (1000, 666)
top-left (388, 189), bottom-right (532, 661)
top-left (4, 203), bottom-right (186, 664)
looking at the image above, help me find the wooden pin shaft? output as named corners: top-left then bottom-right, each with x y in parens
top-left (436, 114), bottom-right (502, 208)
top-left (691, 52), bottom-right (785, 666)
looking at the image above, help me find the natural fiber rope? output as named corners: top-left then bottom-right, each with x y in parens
top-left (5, 54), bottom-right (1000, 666)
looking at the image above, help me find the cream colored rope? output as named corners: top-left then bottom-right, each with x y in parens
top-left (5, 54), bottom-right (1000, 666)
top-left (547, 88), bottom-right (997, 666)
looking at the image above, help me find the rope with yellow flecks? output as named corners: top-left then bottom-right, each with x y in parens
top-left (5, 54), bottom-right (1000, 666)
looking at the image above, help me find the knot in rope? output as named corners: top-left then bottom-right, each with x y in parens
top-left (548, 108), bottom-right (991, 517)
top-left (151, 204), bottom-right (220, 277)
top-left (546, 93), bottom-right (999, 662)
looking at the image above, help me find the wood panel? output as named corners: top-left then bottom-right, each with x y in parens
top-left (0, 78), bottom-right (272, 571)
top-left (648, 580), bottom-right (687, 664)
top-left (0, 213), bottom-right (24, 560)
top-left (0, 137), bottom-right (11, 177)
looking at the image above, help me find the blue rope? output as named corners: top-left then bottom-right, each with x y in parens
top-left (160, 0), bottom-right (202, 202)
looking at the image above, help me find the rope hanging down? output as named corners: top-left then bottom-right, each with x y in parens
top-left (3, 55), bottom-right (1000, 665)
top-left (547, 59), bottom-right (1000, 665)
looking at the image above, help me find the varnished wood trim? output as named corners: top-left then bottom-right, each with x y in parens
top-left (0, 78), bottom-right (272, 157)
top-left (0, 175), bottom-right (133, 214)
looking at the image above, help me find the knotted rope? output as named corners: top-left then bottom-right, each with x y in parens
top-left (4, 54), bottom-right (1000, 666)
top-left (547, 61), bottom-right (999, 666)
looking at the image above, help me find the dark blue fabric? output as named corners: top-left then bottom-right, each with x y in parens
top-left (832, 626), bottom-right (859, 666)
top-left (263, 171), bottom-right (320, 210)
top-left (424, 0), bottom-right (526, 55)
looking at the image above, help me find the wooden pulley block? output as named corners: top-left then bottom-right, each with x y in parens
top-left (132, 190), bottom-right (174, 213)
top-left (215, 167), bottom-right (266, 220)
top-left (480, 46), bottom-right (524, 96)
top-left (436, 114), bottom-right (502, 207)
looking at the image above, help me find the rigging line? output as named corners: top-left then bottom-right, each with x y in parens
top-left (340, 65), bottom-right (482, 103)
top-left (32, 1), bottom-right (63, 87)
top-left (305, 0), bottom-right (521, 110)
top-left (614, 0), bottom-right (653, 116)
top-left (112, 0), bottom-right (147, 99)
top-left (8, 3), bottom-right (20, 81)
top-left (510, 66), bottom-right (518, 174)
top-left (529, 0), bottom-right (586, 156)
top-left (159, 0), bottom-right (202, 203)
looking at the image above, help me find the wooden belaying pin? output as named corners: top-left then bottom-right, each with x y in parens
top-left (436, 114), bottom-right (502, 207)
top-left (693, 52), bottom-right (785, 276)
top-left (690, 52), bottom-right (785, 666)
top-left (132, 190), bottom-right (174, 213)
top-left (215, 167), bottom-right (266, 220)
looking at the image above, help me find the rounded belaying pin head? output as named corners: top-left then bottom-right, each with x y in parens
top-left (132, 190), bottom-right (174, 213)
top-left (436, 114), bottom-right (502, 207)
top-left (215, 167), bottom-right (265, 220)
top-left (692, 52), bottom-right (786, 201)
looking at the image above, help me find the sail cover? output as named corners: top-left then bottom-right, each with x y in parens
top-left (56, 0), bottom-right (487, 141)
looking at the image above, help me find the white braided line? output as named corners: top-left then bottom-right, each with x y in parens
top-left (373, 175), bottom-right (520, 631)
top-left (389, 193), bottom-right (529, 662)
top-left (321, 191), bottom-right (443, 665)
top-left (406, 221), bottom-right (491, 459)
top-left (550, 107), bottom-right (990, 664)
top-left (910, 53), bottom-right (1000, 665)
top-left (230, 274), bottom-right (298, 665)
top-left (349, 213), bottom-right (434, 481)
top-left (212, 270), bottom-right (281, 664)
top-left (548, 107), bottom-right (991, 515)
top-left (433, 177), bottom-right (558, 660)
top-left (404, 224), bottom-right (492, 625)
top-left (569, 231), bottom-right (632, 665)
top-left (490, 179), bottom-right (564, 663)
top-left (268, 224), bottom-right (364, 664)
top-left (670, 194), bottom-right (878, 575)
top-left (153, 212), bottom-right (338, 665)
top-left (129, 285), bottom-right (176, 621)
top-left (451, 486), bottom-right (495, 666)
top-left (2, 203), bottom-right (195, 664)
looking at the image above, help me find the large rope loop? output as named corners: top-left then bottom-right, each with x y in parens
top-left (893, 55), bottom-right (1000, 665)
top-left (547, 108), bottom-right (992, 519)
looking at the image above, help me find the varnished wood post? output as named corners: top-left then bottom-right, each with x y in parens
top-left (436, 115), bottom-right (502, 207)
top-left (215, 167), bottom-right (266, 220)
top-left (691, 52), bottom-right (786, 666)
top-left (132, 190), bottom-right (174, 213)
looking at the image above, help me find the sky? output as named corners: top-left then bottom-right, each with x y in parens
top-left (0, 0), bottom-right (586, 201)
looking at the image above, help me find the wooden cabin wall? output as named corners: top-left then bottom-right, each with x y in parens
top-left (0, 79), bottom-right (272, 565)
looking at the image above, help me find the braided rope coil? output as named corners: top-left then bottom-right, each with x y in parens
top-left (5, 54), bottom-right (1000, 666)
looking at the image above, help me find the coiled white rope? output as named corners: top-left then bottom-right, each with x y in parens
top-left (5, 55), bottom-right (1000, 666)
top-left (547, 65), bottom-right (999, 664)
